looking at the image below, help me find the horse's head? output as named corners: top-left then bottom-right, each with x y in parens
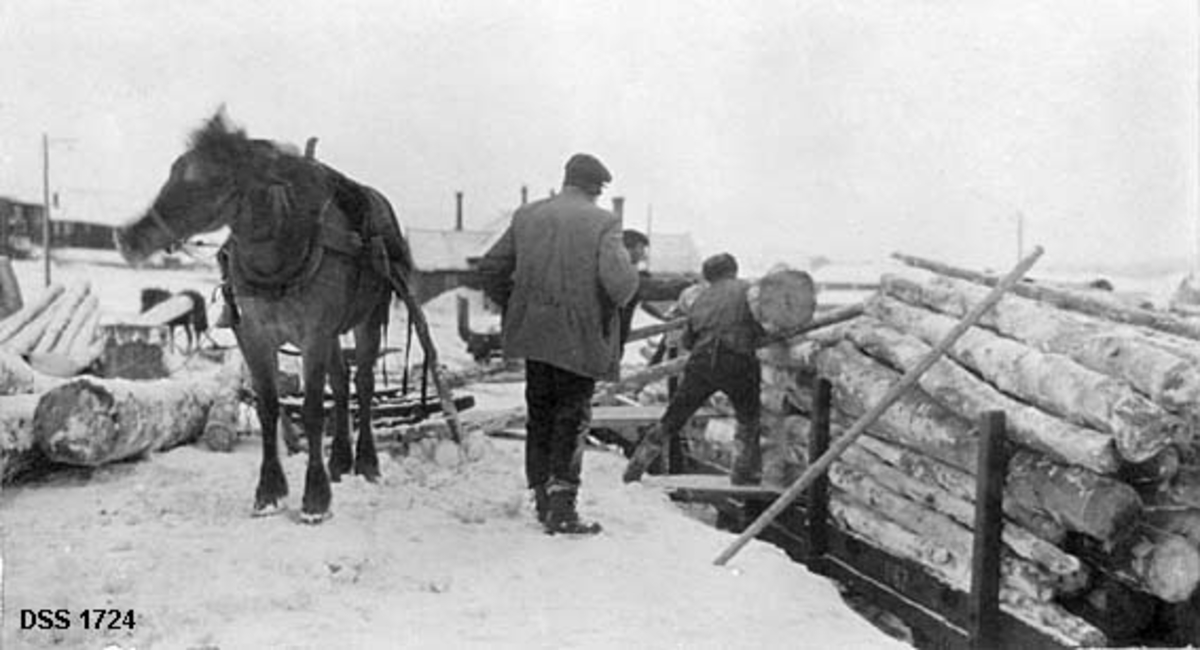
top-left (117, 109), bottom-right (260, 263)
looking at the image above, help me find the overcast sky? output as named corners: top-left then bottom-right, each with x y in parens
top-left (1, 0), bottom-right (1196, 275)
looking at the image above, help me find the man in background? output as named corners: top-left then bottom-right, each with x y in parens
top-left (477, 153), bottom-right (638, 535)
top-left (617, 229), bottom-right (695, 349)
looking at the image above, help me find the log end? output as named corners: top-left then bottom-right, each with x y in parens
top-left (33, 379), bottom-right (118, 466)
top-left (1137, 534), bottom-right (1200, 604)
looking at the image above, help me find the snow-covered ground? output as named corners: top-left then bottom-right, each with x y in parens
top-left (1, 250), bottom-right (909, 649)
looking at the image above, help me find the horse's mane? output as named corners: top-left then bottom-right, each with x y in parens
top-left (188, 110), bottom-right (299, 184)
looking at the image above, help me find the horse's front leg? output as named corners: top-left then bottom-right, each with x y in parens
top-left (352, 308), bottom-right (385, 481)
top-left (327, 344), bottom-right (354, 482)
top-left (238, 331), bottom-right (288, 516)
top-left (300, 337), bottom-right (334, 523)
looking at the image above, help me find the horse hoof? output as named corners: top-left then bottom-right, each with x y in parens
top-left (356, 469), bottom-right (380, 483)
top-left (252, 501), bottom-right (285, 518)
top-left (299, 510), bottom-right (332, 525)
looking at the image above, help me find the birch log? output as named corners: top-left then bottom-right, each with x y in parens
top-left (1069, 526), bottom-right (1200, 603)
top-left (34, 367), bottom-right (230, 466)
top-left (852, 434), bottom-right (1069, 545)
top-left (829, 495), bottom-right (1107, 647)
top-left (30, 282), bottom-right (90, 355)
top-left (874, 289), bottom-right (1183, 463)
top-left (815, 341), bottom-right (1143, 543)
top-left (780, 412), bottom-right (1085, 581)
top-left (843, 313), bottom-right (1122, 471)
top-left (882, 274), bottom-right (1200, 416)
top-left (0, 283), bottom-right (63, 345)
top-left (892, 251), bottom-right (1200, 342)
top-left (828, 460), bottom-right (1086, 596)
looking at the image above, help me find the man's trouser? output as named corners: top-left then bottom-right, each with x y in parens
top-left (659, 343), bottom-right (761, 442)
top-left (524, 360), bottom-right (596, 491)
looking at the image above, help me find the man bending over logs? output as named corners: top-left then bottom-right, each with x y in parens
top-left (623, 252), bottom-right (766, 485)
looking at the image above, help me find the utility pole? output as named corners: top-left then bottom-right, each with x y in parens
top-left (41, 133), bottom-right (51, 287)
top-left (1015, 210), bottom-right (1025, 264)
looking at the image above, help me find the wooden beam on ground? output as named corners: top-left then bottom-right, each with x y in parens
top-left (643, 473), bottom-right (784, 501)
top-left (712, 246), bottom-right (1044, 566)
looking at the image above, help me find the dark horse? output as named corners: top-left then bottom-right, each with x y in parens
top-left (117, 110), bottom-right (439, 523)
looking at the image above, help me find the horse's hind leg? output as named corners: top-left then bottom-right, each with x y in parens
top-left (352, 306), bottom-right (385, 480)
top-left (299, 338), bottom-right (334, 523)
top-left (327, 345), bottom-right (354, 482)
top-left (239, 333), bottom-right (288, 516)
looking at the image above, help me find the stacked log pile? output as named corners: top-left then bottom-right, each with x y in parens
top-left (0, 281), bottom-right (104, 381)
top-left (752, 257), bottom-right (1200, 646)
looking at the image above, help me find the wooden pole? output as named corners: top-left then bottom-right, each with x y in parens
top-left (970, 411), bottom-right (1008, 649)
top-left (41, 133), bottom-right (51, 287)
top-left (807, 378), bottom-right (832, 559)
top-left (713, 246), bottom-right (1043, 566)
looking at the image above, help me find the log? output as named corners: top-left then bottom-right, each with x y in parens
top-left (815, 342), bottom-right (1143, 543)
top-left (1066, 575), bottom-right (1159, 643)
top-left (27, 294), bottom-right (104, 378)
top-left (34, 367), bottom-right (227, 466)
top-left (829, 494), bottom-right (1106, 647)
top-left (1069, 525), bottom-right (1200, 603)
top-left (883, 273), bottom-right (1200, 415)
top-left (31, 282), bottom-right (90, 355)
top-left (1, 394), bottom-right (42, 483)
top-left (814, 340), bottom-right (978, 471)
top-left (843, 313), bottom-right (1121, 472)
top-left (852, 433), bottom-right (1070, 545)
top-left (828, 460), bottom-right (1084, 598)
top-left (893, 251), bottom-right (1200, 341)
top-left (873, 290), bottom-right (1182, 464)
top-left (1006, 451), bottom-right (1142, 544)
top-left (6, 283), bottom-right (89, 356)
top-left (136, 293), bottom-right (194, 326)
top-left (54, 293), bottom-right (99, 354)
top-left (0, 283), bottom-right (63, 345)
top-left (747, 266), bottom-right (816, 334)
top-left (779, 412), bottom-right (1085, 581)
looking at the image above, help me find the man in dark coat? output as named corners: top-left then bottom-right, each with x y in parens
top-left (478, 153), bottom-right (638, 535)
top-left (622, 252), bottom-right (766, 485)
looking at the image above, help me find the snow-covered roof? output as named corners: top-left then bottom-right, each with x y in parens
top-left (406, 228), bottom-right (495, 271)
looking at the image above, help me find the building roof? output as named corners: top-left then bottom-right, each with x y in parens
top-left (646, 231), bottom-right (701, 275)
top-left (406, 228), bottom-right (496, 271)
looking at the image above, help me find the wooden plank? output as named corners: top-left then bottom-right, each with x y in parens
top-left (970, 412), bottom-right (1008, 649)
top-left (644, 473), bottom-right (784, 501)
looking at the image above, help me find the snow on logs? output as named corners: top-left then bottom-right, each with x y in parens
top-left (0, 281), bottom-right (104, 380)
top-left (753, 257), bottom-right (1200, 645)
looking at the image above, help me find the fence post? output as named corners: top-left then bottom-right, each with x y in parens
top-left (970, 411), bottom-right (1008, 649)
top-left (807, 377), bottom-right (832, 559)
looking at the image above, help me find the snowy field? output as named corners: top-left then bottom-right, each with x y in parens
top-left (0, 250), bottom-right (908, 649)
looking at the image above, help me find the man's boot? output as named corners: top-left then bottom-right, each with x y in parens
top-left (543, 484), bottom-right (602, 536)
top-left (731, 422), bottom-right (762, 486)
top-left (533, 484), bottom-right (549, 524)
top-left (622, 425), bottom-right (665, 484)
